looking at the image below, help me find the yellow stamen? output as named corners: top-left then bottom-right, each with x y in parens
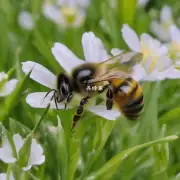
top-left (61, 7), bottom-right (76, 24)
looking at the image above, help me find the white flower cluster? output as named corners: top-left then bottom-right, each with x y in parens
top-left (43, 0), bottom-right (91, 27)
top-left (0, 134), bottom-right (45, 171)
top-left (18, 0), bottom-right (91, 30)
top-left (0, 72), bottom-right (18, 97)
top-left (21, 22), bottom-right (180, 121)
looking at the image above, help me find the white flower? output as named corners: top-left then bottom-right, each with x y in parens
top-left (150, 5), bottom-right (174, 41)
top-left (115, 24), bottom-right (180, 81)
top-left (0, 173), bottom-right (14, 180)
top-left (137, 0), bottom-right (149, 8)
top-left (0, 134), bottom-right (45, 171)
top-left (22, 32), bottom-right (121, 120)
top-left (169, 25), bottom-right (180, 66)
top-left (0, 72), bottom-right (18, 97)
top-left (42, 0), bottom-right (90, 28)
top-left (18, 11), bottom-right (35, 30)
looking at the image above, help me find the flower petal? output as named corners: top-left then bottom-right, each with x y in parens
top-left (0, 137), bottom-right (16, 163)
top-left (26, 92), bottom-right (73, 109)
top-left (23, 139), bottom-right (45, 171)
top-left (132, 64), bottom-right (146, 82)
top-left (0, 173), bottom-right (15, 180)
top-left (82, 32), bottom-right (109, 63)
top-left (88, 105), bottom-right (121, 120)
top-left (111, 48), bottom-right (124, 56)
top-left (43, 2), bottom-right (63, 25)
top-left (0, 79), bottom-right (18, 97)
top-left (23, 165), bottom-right (32, 171)
top-left (161, 66), bottom-right (180, 79)
top-left (141, 70), bottom-right (165, 81)
top-left (160, 5), bottom-right (173, 23)
top-left (150, 21), bottom-right (170, 41)
top-left (13, 134), bottom-right (24, 154)
top-left (51, 43), bottom-right (84, 73)
top-left (18, 11), bottom-right (35, 30)
top-left (73, 10), bottom-right (85, 27)
top-left (170, 25), bottom-right (180, 43)
top-left (22, 61), bottom-right (56, 89)
top-left (121, 24), bottom-right (140, 52)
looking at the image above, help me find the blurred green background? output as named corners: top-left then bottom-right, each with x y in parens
top-left (0, 0), bottom-right (180, 179)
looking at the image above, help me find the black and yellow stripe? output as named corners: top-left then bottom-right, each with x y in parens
top-left (111, 77), bottom-right (144, 121)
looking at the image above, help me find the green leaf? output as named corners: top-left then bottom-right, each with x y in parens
top-left (117, 0), bottom-right (137, 26)
top-left (18, 134), bottom-right (32, 168)
top-left (159, 108), bottom-right (180, 125)
top-left (66, 114), bottom-right (96, 180)
top-left (9, 118), bottom-right (31, 135)
top-left (79, 120), bottom-right (117, 179)
top-left (87, 135), bottom-right (178, 179)
top-left (138, 83), bottom-right (160, 143)
top-left (153, 124), bottom-right (169, 174)
top-left (32, 104), bottom-right (50, 133)
top-left (57, 116), bottom-right (68, 180)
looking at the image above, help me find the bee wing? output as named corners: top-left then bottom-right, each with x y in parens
top-left (99, 51), bottom-right (143, 67)
top-left (87, 68), bottom-right (131, 84)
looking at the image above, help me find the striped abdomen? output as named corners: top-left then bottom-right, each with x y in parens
top-left (111, 78), bottom-right (144, 120)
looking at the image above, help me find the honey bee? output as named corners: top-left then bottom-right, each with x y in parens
top-left (44, 52), bottom-right (144, 128)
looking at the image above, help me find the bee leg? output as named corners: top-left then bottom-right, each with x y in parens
top-left (64, 92), bottom-right (73, 109)
top-left (42, 89), bottom-right (56, 105)
top-left (98, 84), bottom-right (109, 93)
top-left (72, 96), bottom-right (90, 129)
top-left (106, 88), bottom-right (114, 110)
top-left (44, 89), bottom-right (56, 100)
top-left (54, 96), bottom-right (59, 110)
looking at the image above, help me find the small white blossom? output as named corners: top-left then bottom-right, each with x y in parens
top-left (22, 32), bottom-right (121, 120)
top-left (18, 11), bottom-right (35, 30)
top-left (0, 173), bottom-right (14, 180)
top-left (137, 0), bottom-right (149, 8)
top-left (0, 72), bottom-right (18, 97)
top-left (0, 134), bottom-right (45, 171)
top-left (43, 0), bottom-right (90, 28)
top-left (112, 24), bottom-right (180, 81)
top-left (169, 25), bottom-right (180, 66)
top-left (150, 5), bottom-right (174, 41)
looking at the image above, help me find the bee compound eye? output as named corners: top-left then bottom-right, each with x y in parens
top-left (60, 82), bottom-right (70, 96)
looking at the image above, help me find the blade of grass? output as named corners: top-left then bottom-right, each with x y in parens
top-left (87, 135), bottom-right (178, 179)
top-left (79, 120), bottom-right (117, 179)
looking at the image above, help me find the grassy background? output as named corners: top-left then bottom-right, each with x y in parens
top-left (0, 0), bottom-right (180, 179)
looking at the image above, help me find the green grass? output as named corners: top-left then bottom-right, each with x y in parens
top-left (0, 0), bottom-right (180, 179)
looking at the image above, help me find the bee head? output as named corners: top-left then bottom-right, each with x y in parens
top-left (57, 73), bottom-right (73, 102)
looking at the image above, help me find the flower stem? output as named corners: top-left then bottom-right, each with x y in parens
top-left (32, 103), bottom-right (50, 133)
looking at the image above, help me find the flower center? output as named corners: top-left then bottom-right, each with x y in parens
top-left (140, 47), bottom-right (157, 73)
top-left (169, 41), bottom-right (180, 65)
top-left (61, 7), bottom-right (77, 24)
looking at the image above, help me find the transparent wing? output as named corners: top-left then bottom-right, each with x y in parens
top-left (87, 51), bottom-right (143, 84)
top-left (87, 68), bottom-right (131, 84)
top-left (99, 51), bottom-right (143, 69)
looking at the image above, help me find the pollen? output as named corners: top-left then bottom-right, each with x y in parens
top-left (86, 86), bottom-right (91, 91)
top-left (98, 86), bottom-right (103, 91)
top-left (92, 86), bottom-right (97, 91)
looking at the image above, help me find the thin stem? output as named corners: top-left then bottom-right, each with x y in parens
top-left (32, 103), bottom-right (50, 133)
